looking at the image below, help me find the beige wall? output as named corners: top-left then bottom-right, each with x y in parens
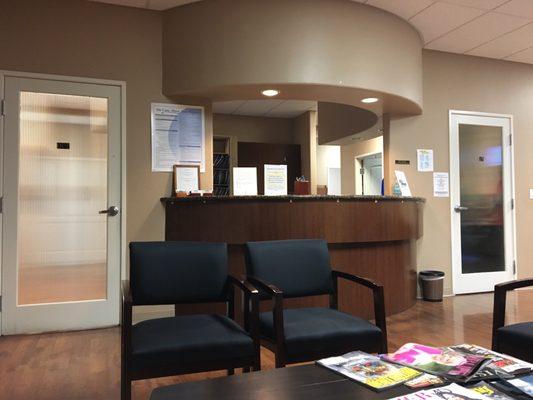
top-left (213, 113), bottom-right (294, 180)
top-left (0, 0), bottom-right (213, 265)
top-left (390, 50), bottom-right (533, 294)
top-left (341, 137), bottom-right (384, 195)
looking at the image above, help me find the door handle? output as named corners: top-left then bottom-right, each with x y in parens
top-left (99, 206), bottom-right (119, 216)
top-left (454, 206), bottom-right (469, 212)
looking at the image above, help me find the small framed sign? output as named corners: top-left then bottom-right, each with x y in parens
top-left (172, 165), bottom-right (200, 197)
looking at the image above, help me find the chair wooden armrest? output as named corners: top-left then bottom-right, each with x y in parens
top-left (121, 280), bottom-right (133, 358)
top-left (227, 276), bottom-right (260, 353)
top-left (492, 278), bottom-right (533, 349)
top-left (246, 276), bottom-right (286, 352)
top-left (332, 270), bottom-right (387, 352)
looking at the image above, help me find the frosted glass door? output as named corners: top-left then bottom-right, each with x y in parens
top-left (2, 76), bottom-right (122, 334)
top-left (18, 92), bottom-right (108, 305)
top-left (450, 112), bottom-right (515, 295)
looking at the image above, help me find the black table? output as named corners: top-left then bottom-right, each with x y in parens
top-left (150, 364), bottom-right (417, 400)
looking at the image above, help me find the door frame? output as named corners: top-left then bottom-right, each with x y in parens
top-left (354, 151), bottom-right (383, 195)
top-left (0, 70), bottom-right (127, 334)
top-left (448, 110), bottom-right (517, 295)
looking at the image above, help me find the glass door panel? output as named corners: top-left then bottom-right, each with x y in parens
top-left (458, 124), bottom-right (505, 274)
top-left (17, 92), bottom-right (108, 305)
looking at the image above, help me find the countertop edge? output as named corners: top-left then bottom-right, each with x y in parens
top-left (160, 195), bottom-right (425, 203)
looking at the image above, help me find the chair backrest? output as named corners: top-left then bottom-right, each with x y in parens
top-left (129, 241), bottom-right (228, 306)
top-left (245, 239), bottom-right (333, 298)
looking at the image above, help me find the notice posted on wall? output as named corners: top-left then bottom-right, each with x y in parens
top-left (417, 149), bottom-right (434, 172)
top-left (433, 172), bottom-right (449, 197)
top-left (233, 167), bottom-right (258, 196)
top-left (264, 164), bottom-right (287, 196)
top-left (151, 103), bottom-right (205, 172)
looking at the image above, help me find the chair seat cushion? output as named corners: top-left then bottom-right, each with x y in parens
top-left (130, 314), bottom-right (255, 372)
top-left (259, 307), bottom-right (382, 360)
top-left (496, 322), bottom-right (533, 363)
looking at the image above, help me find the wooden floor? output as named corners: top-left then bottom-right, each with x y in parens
top-left (1, 291), bottom-right (532, 400)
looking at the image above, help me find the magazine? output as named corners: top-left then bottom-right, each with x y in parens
top-left (404, 373), bottom-right (445, 389)
top-left (469, 381), bottom-right (514, 400)
top-left (507, 375), bottom-right (533, 397)
top-left (316, 351), bottom-right (421, 391)
top-left (389, 383), bottom-right (490, 400)
top-left (382, 343), bottom-right (488, 380)
top-left (451, 344), bottom-right (532, 378)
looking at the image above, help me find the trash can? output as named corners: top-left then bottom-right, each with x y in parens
top-left (419, 270), bottom-right (445, 302)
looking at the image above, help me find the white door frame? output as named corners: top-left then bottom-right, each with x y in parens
top-left (0, 70), bottom-right (127, 334)
top-left (354, 151), bottom-right (383, 195)
top-left (449, 110), bottom-right (517, 295)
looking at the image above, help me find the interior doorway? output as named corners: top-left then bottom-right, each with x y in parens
top-left (355, 152), bottom-right (383, 196)
top-left (1, 72), bottom-right (125, 334)
top-left (449, 111), bottom-right (516, 294)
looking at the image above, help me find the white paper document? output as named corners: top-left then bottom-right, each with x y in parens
top-left (417, 149), bottom-right (434, 172)
top-left (264, 164), bottom-right (287, 196)
top-left (233, 167), bottom-right (257, 196)
top-left (395, 170), bottom-right (412, 197)
top-left (151, 103), bottom-right (205, 172)
top-left (433, 172), bottom-right (449, 197)
top-left (175, 167), bottom-right (199, 194)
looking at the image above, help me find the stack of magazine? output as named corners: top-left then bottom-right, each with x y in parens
top-left (316, 342), bottom-right (533, 396)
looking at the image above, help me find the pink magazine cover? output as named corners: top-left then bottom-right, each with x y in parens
top-left (382, 343), bottom-right (487, 379)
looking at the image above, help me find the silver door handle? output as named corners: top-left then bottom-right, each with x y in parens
top-left (454, 206), bottom-right (468, 212)
top-left (99, 206), bottom-right (119, 216)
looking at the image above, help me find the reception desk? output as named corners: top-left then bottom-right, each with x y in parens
top-left (161, 195), bottom-right (424, 319)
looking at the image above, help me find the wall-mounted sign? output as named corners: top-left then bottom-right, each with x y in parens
top-left (395, 160), bottom-right (410, 165)
top-left (433, 172), bottom-right (449, 198)
top-left (417, 149), bottom-right (434, 172)
top-left (151, 103), bottom-right (205, 172)
top-left (233, 167), bottom-right (257, 196)
top-left (264, 164), bottom-right (287, 196)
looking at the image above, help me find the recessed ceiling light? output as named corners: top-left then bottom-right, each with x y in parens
top-left (361, 97), bottom-right (379, 104)
top-left (262, 89), bottom-right (279, 97)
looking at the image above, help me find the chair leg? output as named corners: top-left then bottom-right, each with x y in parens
top-left (275, 354), bottom-right (286, 368)
top-left (227, 368), bottom-right (235, 376)
top-left (243, 366), bottom-right (251, 373)
top-left (121, 378), bottom-right (131, 400)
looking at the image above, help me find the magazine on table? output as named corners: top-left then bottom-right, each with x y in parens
top-left (382, 343), bottom-right (488, 380)
top-left (316, 351), bottom-right (421, 391)
top-left (388, 383), bottom-right (491, 400)
top-left (404, 373), bottom-right (445, 389)
top-left (507, 375), bottom-right (533, 397)
top-left (450, 344), bottom-right (533, 380)
top-left (469, 381), bottom-right (514, 400)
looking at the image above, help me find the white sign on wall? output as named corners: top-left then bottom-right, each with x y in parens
top-left (433, 172), bottom-right (450, 197)
top-left (151, 103), bottom-right (205, 172)
top-left (264, 164), bottom-right (287, 196)
top-left (417, 149), bottom-right (434, 172)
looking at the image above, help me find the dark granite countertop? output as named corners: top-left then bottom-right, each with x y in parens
top-left (160, 195), bottom-right (425, 203)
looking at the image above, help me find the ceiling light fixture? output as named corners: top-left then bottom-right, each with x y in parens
top-left (361, 97), bottom-right (379, 104)
top-left (262, 89), bottom-right (279, 97)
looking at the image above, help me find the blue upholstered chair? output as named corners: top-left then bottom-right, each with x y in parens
top-left (121, 241), bottom-right (260, 400)
top-left (492, 278), bottom-right (533, 362)
top-left (245, 239), bottom-right (387, 368)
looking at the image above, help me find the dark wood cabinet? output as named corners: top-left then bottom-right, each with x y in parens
top-left (238, 142), bottom-right (301, 194)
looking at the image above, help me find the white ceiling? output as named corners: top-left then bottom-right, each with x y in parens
top-left (213, 100), bottom-right (317, 118)
top-left (90, 0), bottom-right (533, 65)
